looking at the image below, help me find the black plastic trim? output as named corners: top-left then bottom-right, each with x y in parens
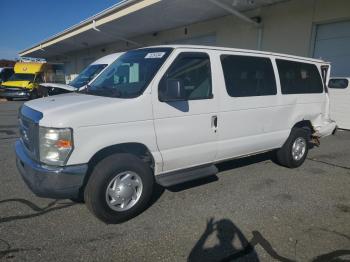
top-left (156, 164), bottom-right (218, 187)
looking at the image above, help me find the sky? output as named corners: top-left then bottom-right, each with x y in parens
top-left (0, 0), bottom-right (121, 60)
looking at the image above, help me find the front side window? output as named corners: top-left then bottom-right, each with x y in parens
top-left (220, 55), bottom-right (277, 97)
top-left (8, 73), bottom-right (35, 82)
top-left (70, 64), bottom-right (107, 88)
top-left (276, 60), bottom-right (323, 94)
top-left (87, 48), bottom-right (173, 98)
top-left (159, 52), bottom-right (212, 101)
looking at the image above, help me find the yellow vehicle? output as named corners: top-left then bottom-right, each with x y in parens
top-left (0, 62), bottom-right (46, 100)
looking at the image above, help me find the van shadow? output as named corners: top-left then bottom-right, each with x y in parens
top-left (167, 151), bottom-right (275, 193)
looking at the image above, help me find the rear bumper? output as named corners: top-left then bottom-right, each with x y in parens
top-left (15, 140), bottom-right (88, 199)
top-left (314, 120), bottom-right (337, 138)
top-left (0, 87), bottom-right (30, 99)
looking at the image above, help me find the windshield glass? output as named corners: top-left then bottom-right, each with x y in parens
top-left (70, 64), bottom-right (107, 88)
top-left (86, 48), bottom-right (173, 98)
top-left (8, 73), bottom-right (35, 82)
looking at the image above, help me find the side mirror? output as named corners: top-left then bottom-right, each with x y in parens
top-left (159, 79), bottom-right (186, 102)
top-left (328, 78), bottom-right (349, 89)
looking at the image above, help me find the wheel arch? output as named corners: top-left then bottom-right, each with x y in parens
top-left (292, 120), bottom-right (315, 135)
top-left (79, 142), bottom-right (156, 197)
top-left (88, 142), bottom-right (155, 171)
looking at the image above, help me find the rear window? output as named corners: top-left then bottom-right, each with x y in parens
top-left (220, 55), bottom-right (277, 97)
top-left (276, 60), bottom-right (323, 94)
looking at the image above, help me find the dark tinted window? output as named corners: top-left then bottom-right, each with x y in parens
top-left (276, 60), bottom-right (323, 94)
top-left (159, 52), bottom-right (212, 100)
top-left (329, 79), bottom-right (349, 89)
top-left (220, 55), bottom-right (277, 97)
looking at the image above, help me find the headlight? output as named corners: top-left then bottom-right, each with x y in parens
top-left (39, 127), bottom-right (73, 166)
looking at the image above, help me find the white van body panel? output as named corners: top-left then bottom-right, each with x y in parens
top-left (329, 78), bottom-right (350, 130)
top-left (24, 45), bottom-right (336, 176)
top-left (27, 92), bottom-right (163, 173)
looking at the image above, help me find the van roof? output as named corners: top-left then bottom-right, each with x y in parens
top-left (91, 52), bottom-right (123, 65)
top-left (14, 62), bottom-right (46, 74)
top-left (143, 45), bottom-right (329, 64)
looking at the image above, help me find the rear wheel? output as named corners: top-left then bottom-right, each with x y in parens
top-left (276, 128), bottom-right (309, 168)
top-left (84, 153), bottom-right (154, 224)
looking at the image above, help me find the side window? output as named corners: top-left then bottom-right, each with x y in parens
top-left (276, 60), bottom-right (323, 94)
top-left (159, 52), bottom-right (212, 101)
top-left (328, 78), bottom-right (349, 89)
top-left (220, 55), bottom-right (277, 97)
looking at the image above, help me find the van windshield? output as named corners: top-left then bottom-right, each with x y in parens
top-left (85, 48), bottom-right (173, 98)
top-left (70, 64), bottom-right (107, 88)
top-left (8, 73), bottom-right (35, 82)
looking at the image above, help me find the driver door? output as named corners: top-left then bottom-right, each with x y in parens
top-left (152, 50), bottom-right (219, 173)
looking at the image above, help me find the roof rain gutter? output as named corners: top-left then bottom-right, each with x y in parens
top-left (208, 0), bottom-right (263, 50)
top-left (92, 19), bottom-right (142, 46)
top-left (208, 0), bottom-right (260, 26)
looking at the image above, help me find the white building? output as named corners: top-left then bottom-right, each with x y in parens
top-left (19, 0), bottom-right (350, 81)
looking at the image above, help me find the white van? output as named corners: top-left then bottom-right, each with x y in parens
top-left (329, 77), bottom-right (350, 129)
top-left (16, 45), bottom-right (336, 223)
top-left (39, 53), bottom-right (122, 95)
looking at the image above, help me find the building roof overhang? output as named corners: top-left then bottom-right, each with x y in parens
top-left (19, 0), bottom-right (288, 58)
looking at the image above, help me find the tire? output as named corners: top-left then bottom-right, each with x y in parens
top-left (276, 127), bottom-right (309, 168)
top-left (84, 153), bottom-right (154, 224)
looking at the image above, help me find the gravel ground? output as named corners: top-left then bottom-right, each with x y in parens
top-left (0, 101), bottom-right (349, 262)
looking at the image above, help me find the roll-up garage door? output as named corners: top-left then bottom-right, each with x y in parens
top-left (314, 20), bottom-right (350, 77)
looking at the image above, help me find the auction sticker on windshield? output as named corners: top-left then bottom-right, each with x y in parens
top-left (145, 52), bottom-right (166, 59)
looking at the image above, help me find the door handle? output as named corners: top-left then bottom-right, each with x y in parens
top-left (211, 115), bottom-right (218, 132)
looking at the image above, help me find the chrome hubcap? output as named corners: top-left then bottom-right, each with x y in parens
top-left (292, 137), bottom-right (306, 161)
top-left (105, 171), bottom-right (143, 211)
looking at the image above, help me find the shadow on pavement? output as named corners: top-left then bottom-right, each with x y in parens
top-left (188, 217), bottom-right (297, 262)
top-left (0, 198), bottom-right (76, 223)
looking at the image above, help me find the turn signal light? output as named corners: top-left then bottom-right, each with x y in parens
top-left (56, 139), bottom-right (72, 148)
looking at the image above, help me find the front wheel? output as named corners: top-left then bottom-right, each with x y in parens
top-left (84, 153), bottom-right (154, 224)
top-left (275, 128), bottom-right (309, 168)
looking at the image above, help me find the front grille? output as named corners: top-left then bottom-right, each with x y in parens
top-left (1, 87), bottom-right (23, 91)
top-left (19, 112), bottom-right (39, 161)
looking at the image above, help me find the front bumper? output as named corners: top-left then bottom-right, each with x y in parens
top-left (0, 87), bottom-right (30, 99)
top-left (15, 140), bottom-right (88, 199)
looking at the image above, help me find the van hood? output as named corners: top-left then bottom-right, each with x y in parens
top-left (24, 93), bottom-right (142, 128)
top-left (2, 80), bottom-right (31, 89)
